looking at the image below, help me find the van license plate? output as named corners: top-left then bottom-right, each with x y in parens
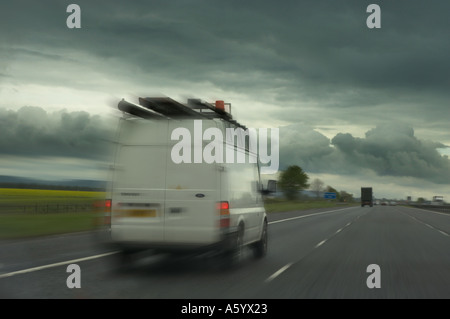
top-left (123, 209), bottom-right (157, 218)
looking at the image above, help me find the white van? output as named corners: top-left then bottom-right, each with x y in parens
top-left (106, 97), bottom-right (271, 266)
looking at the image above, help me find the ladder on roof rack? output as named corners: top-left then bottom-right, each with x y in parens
top-left (118, 99), bottom-right (169, 119)
top-left (139, 97), bottom-right (209, 118)
top-left (118, 97), bottom-right (246, 129)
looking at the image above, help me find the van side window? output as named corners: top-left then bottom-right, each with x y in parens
top-left (229, 162), bottom-right (260, 207)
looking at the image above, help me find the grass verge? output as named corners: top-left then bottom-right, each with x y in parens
top-left (0, 212), bottom-right (97, 240)
top-left (0, 188), bottom-right (357, 239)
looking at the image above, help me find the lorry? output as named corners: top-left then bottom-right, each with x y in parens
top-left (361, 187), bottom-right (373, 207)
top-left (431, 196), bottom-right (444, 205)
top-left (105, 97), bottom-right (273, 267)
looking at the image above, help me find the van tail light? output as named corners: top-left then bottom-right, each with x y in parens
top-left (93, 199), bottom-right (111, 227)
top-left (105, 199), bottom-right (111, 210)
top-left (104, 199), bottom-right (111, 226)
top-left (217, 201), bottom-right (230, 228)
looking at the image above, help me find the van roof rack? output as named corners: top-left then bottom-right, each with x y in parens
top-left (118, 97), bottom-right (246, 129)
top-left (138, 97), bottom-right (207, 118)
top-left (186, 99), bottom-right (246, 130)
top-left (187, 99), bottom-right (230, 118)
top-left (118, 99), bottom-right (169, 119)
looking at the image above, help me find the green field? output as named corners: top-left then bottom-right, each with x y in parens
top-left (0, 212), bottom-right (97, 239)
top-left (0, 188), bottom-right (107, 239)
top-left (0, 188), bottom-right (356, 239)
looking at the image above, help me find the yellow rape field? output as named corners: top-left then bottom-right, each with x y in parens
top-left (0, 188), bottom-right (106, 204)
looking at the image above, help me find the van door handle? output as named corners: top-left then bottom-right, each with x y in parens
top-left (170, 207), bottom-right (183, 214)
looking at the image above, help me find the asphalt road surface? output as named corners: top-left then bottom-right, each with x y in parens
top-left (0, 205), bottom-right (449, 299)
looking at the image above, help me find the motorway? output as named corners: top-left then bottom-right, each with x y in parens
top-left (0, 205), bottom-right (449, 299)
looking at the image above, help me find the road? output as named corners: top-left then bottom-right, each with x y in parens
top-left (0, 205), bottom-right (449, 299)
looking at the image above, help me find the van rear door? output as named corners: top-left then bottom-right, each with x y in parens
top-left (164, 120), bottom-right (220, 245)
top-left (111, 118), bottom-right (220, 246)
top-left (110, 119), bottom-right (168, 243)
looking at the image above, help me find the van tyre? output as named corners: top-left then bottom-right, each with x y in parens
top-left (253, 220), bottom-right (267, 259)
top-left (222, 225), bottom-right (244, 269)
top-left (115, 249), bottom-right (134, 271)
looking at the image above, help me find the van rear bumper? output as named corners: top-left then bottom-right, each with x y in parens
top-left (105, 228), bottom-right (238, 254)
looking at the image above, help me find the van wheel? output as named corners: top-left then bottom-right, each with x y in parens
top-left (253, 220), bottom-right (267, 259)
top-left (223, 225), bottom-right (244, 268)
top-left (115, 249), bottom-right (134, 271)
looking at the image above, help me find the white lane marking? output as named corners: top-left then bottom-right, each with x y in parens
top-left (265, 263), bottom-right (293, 283)
top-left (265, 210), bottom-right (363, 283)
top-left (346, 222), bottom-right (351, 227)
top-left (408, 207), bottom-right (450, 217)
top-left (268, 207), bottom-right (358, 225)
top-left (403, 213), bottom-right (450, 238)
top-left (315, 240), bottom-right (326, 248)
top-left (0, 251), bottom-right (118, 279)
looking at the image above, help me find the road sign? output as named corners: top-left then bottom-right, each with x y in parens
top-left (324, 192), bottom-right (337, 199)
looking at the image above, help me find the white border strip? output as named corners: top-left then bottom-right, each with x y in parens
top-left (0, 251), bottom-right (117, 279)
top-left (407, 206), bottom-right (450, 217)
top-left (268, 207), bottom-right (357, 225)
top-left (265, 263), bottom-right (293, 283)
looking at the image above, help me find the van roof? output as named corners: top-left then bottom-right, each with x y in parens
top-left (118, 97), bottom-right (247, 130)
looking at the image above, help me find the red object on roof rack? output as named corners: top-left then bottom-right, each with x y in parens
top-left (215, 100), bottom-right (225, 111)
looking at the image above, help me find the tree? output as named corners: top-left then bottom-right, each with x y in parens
top-left (417, 197), bottom-right (426, 204)
top-left (325, 185), bottom-right (340, 201)
top-left (310, 178), bottom-right (325, 198)
top-left (339, 190), bottom-right (354, 202)
top-left (278, 165), bottom-right (309, 200)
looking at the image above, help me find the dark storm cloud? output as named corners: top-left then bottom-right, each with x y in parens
top-left (278, 123), bottom-right (450, 184)
top-left (2, 105), bottom-right (447, 185)
top-left (0, 106), bottom-right (115, 159)
top-left (1, 0), bottom-right (449, 187)
top-left (2, 1), bottom-right (449, 101)
top-left (278, 124), bottom-right (334, 170)
top-left (331, 124), bottom-right (450, 183)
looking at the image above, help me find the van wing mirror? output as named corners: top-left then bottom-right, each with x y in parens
top-left (261, 179), bottom-right (277, 195)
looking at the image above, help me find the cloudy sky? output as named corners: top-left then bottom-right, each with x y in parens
top-left (0, 0), bottom-right (449, 200)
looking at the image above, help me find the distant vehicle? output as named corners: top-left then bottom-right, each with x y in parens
top-left (106, 97), bottom-right (273, 267)
top-left (389, 201), bottom-right (397, 206)
top-left (432, 196), bottom-right (444, 206)
top-left (361, 187), bottom-right (373, 207)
